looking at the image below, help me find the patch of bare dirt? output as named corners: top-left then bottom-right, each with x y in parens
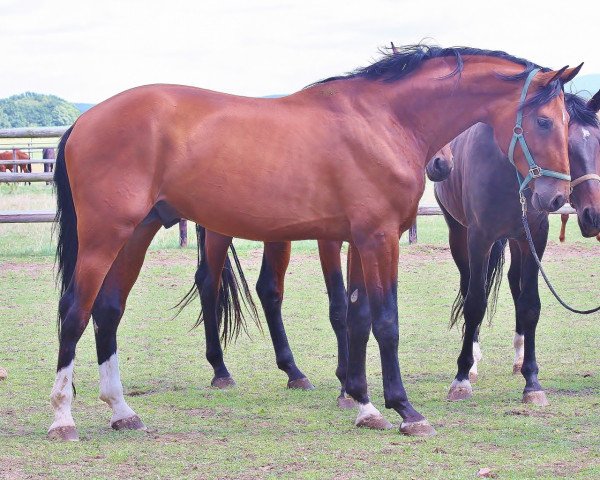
top-left (504, 408), bottom-right (556, 418)
top-left (0, 262), bottom-right (46, 278)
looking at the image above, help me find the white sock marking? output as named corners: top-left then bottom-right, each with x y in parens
top-left (49, 361), bottom-right (75, 431)
top-left (355, 402), bottom-right (381, 425)
top-left (450, 378), bottom-right (472, 390)
top-left (469, 341), bottom-right (482, 376)
top-left (513, 333), bottom-right (525, 365)
top-left (99, 353), bottom-right (136, 424)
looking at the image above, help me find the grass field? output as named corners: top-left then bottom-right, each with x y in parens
top-left (0, 185), bottom-right (599, 479)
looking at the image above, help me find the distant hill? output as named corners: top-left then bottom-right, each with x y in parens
top-left (0, 92), bottom-right (80, 128)
top-left (73, 103), bottom-right (95, 113)
top-left (565, 74), bottom-right (600, 98)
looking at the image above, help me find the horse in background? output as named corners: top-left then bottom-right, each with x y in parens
top-left (559, 213), bottom-right (600, 242)
top-left (43, 147), bottom-right (55, 173)
top-left (434, 90), bottom-right (600, 406)
top-left (0, 149), bottom-right (31, 173)
top-left (184, 147), bottom-right (455, 409)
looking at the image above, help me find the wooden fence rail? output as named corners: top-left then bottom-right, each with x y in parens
top-left (0, 126), bottom-right (578, 245)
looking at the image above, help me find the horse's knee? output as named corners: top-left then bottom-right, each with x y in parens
top-left (372, 316), bottom-right (398, 344)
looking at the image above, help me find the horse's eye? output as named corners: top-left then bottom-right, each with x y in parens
top-left (537, 117), bottom-right (552, 130)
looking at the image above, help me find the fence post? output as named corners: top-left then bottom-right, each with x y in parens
top-left (408, 220), bottom-right (417, 244)
top-left (179, 219), bottom-right (188, 247)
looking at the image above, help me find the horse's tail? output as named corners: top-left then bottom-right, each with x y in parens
top-left (176, 224), bottom-right (261, 348)
top-left (450, 238), bottom-right (507, 333)
top-left (52, 125), bottom-right (77, 335)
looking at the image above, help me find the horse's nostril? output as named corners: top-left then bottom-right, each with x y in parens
top-left (582, 207), bottom-right (598, 227)
top-left (551, 194), bottom-right (566, 212)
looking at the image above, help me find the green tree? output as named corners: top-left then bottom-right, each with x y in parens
top-left (0, 92), bottom-right (80, 128)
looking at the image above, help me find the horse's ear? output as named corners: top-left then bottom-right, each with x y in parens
top-left (537, 65), bottom-right (569, 87)
top-left (390, 42), bottom-right (399, 54)
top-left (559, 62), bottom-right (584, 84)
top-left (587, 88), bottom-right (600, 113)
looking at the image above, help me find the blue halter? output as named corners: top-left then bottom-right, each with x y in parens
top-left (507, 68), bottom-right (571, 193)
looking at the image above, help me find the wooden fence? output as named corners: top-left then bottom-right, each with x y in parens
top-left (0, 127), bottom-right (576, 245)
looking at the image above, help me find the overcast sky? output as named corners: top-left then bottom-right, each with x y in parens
top-left (2, 0), bottom-right (598, 103)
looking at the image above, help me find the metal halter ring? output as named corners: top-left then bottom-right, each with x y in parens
top-left (513, 126), bottom-right (524, 136)
top-left (529, 166), bottom-right (542, 178)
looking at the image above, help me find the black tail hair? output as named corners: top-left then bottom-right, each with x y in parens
top-left (52, 125), bottom-right (77, 336)
top-left (175, 225), bottom-right (261, 348)
top-left (450, 238), bottom-right (507, 333)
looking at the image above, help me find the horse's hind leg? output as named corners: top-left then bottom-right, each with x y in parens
top-left (92, 219), bottom-right (161, 430)
top-left (49, 224), bottom-right (136, 441)
top-left (441, 202), bottom-right (482, 382)
top-left (256, 241), bottom-right (313, 390)
top-left (197, 232), bottom-right (235, 388)
top-left (448, 229), bottom-right (493, 402)
top-left (317, 240), bottom-right (352, 407)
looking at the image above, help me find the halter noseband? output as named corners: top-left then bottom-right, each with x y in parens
top-left (570, 173), bottom-right (600, 192)
top-left (507, 68), bottom-right (571, 193)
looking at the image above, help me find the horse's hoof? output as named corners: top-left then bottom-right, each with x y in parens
top-left (287, 377), bottom-right (315, 390)
top-left (447, 380), bottom-right (473, 401)
top-left (0, 367), bottom-right (7, 380)
top-left (48, 425), bottom-right (79, 441)
top-left (522, 390), bottom-right (549, 407)
top-left (513, 363), bottom-right (523, 375)
top-left (337, 396), bottom-right (356, 409)
top-left (111, 415), bottom-right (146, 431)
top-left (400, 419), bottom-right (437, 437)
top-left (355, 414), bottom-right (393, 430)
top-left (469, 372), bottom-right (478, 383)
top-left (211, 376), bottom-right (236, 389)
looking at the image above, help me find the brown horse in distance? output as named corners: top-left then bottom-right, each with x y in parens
top-left (50, 44), bottom-right (580, 441)
top-left (559, 213), bottom-right (600, 242)
top-left (0, 149), bottom-right (31, 173)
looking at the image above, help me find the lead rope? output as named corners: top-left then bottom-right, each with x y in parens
top-left (520, 194), bottom-right (600, 314)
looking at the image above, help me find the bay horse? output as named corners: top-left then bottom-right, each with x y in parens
top-left (0, 149), bottom-right (31, 173)
top-left (434, 90), bottom-right (600, 406)
top-left (50, 44), bottom-right (580, 441)
top-left (183, 149), bottom-right (455, 412)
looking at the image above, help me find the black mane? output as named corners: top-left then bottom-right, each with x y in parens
top-left (308, 43), bottom-right (560, 109)
top-left (565, 93), bottom-right (600, 127)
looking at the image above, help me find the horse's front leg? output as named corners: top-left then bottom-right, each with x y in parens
top-left (515, 217), bottom-right (549, 406)
top-left (350, 229), bottom-right (435, 436)
top-left (256, 241), bottom-right (313, 390)
top-left (317, 240), bottom-right (353, 408)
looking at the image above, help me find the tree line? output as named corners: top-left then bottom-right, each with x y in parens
top-left (0, 92), bottom-right (81, 128)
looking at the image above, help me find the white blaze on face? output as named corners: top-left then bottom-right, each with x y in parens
top-left (99, 353), bottom-right (136, 424)
top-left (49, 361), bottom-right (75, 430)
top-left (562, 109), bottom-right (567, 124)
top-left (582, 127), bottom-right (591, 140)
top-left (513, 333), bottom-right (525, 364)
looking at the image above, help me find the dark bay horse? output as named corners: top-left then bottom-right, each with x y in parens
top-left (50, 44), bottom-right (580, 440)
top-left (434, 91), bottom-right (600, 406)
top-left (185, 149), bottom-right (455, 412)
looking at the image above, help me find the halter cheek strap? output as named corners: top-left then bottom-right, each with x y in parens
top-left (570, 173), bottom-right (600, 191)
top-left (507, 68), bottom-right (571, 193)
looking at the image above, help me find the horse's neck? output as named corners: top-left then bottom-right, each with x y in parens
top-left (375, 58), bottom-right (524, 161)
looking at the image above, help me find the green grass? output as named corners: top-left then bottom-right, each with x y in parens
top-left (0, 185), bottom-right (599, 479)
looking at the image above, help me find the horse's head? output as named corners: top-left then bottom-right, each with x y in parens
top-left (488, 65), bottom-right (583, 212)
top-left (425, 143), bottom-right (454, 182)
top-left (566, 89), bottom-right (600, 238)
